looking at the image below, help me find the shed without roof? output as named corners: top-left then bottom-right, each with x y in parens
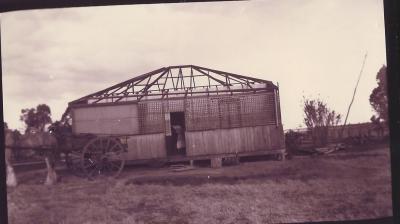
top-left (69, 65), bottom-right (278, 106)
top-left (67, 65), bottom-right (286, 164)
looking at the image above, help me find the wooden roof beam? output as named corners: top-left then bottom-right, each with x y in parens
top-left (193, 67), bottom-right (227, 86)
top-left (70, 67), bottom-right (166, 104)
top-left (136, 70), bottom-right (169, 101)
top-left (193, 65), bottom-right (274, 87)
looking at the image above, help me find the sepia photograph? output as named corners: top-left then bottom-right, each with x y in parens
top-left (1, 0), bottom-right (392, 223)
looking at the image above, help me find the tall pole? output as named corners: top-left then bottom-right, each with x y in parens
top-left (339, 52), bottom-right (368, 139)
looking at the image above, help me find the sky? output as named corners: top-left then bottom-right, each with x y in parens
top-left (1, 0), bottom-right (386, 132)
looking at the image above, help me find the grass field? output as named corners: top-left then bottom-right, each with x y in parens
top-left (7, 145), bottom-right (393, 224)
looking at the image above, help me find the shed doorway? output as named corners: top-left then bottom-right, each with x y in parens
top-left (166, 112), bottom-right (186, 157)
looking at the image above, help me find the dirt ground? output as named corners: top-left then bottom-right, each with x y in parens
top-left (6, 145), bottom-right (393, 224)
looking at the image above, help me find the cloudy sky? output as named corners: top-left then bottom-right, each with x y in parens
top-left (1, 0), bottom-right (386, 132)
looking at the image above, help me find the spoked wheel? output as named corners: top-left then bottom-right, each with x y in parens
top-left (65, 150), bottom-right (86, 178)
top-left (81, 137), bottom-right (126, 180)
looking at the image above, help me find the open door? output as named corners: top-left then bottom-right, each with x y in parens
top-left (166, 112), bottom-right (186, 157)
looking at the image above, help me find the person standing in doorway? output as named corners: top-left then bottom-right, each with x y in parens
top-left (173, 125), bottom-right (186, 153)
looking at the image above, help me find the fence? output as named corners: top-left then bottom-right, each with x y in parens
top-left (285, 122), bottom-right (389, 149)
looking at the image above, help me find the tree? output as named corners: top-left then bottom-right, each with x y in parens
top-left (369, 65), bottom-right (388, 124)
top-left (20, 104), bottom-right (52, 132)
top-left (303, 97), bottom-right (341, 147)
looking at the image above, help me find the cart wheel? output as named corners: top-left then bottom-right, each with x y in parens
top-left (65, 150), bottom-right (86, 178)
top-left (81, 137), bottom-right (126, 179)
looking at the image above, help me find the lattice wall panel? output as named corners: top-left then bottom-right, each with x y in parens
top-left (185, 93), bottom-right (276, 131)
top-left (217, 97), bottom-right (242, 128)
top-left (240, 93), bottom-right (276, 127)
top-left (138, 101), bottom-right (164, 134)
top-left (185, 92), bottom-right (277, 131)
top-left (137, 92), bottom-right (278, 133)
top-left (163, 100), bottom-right (185, 113)
top-left (185, 98), bottom-right (218, 131)
top-left (209, 98), bottom-right (221, 129)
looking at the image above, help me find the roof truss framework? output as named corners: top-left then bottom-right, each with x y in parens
top-left (70, 65), bottom-right (277, 106)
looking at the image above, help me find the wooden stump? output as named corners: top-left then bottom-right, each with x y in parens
top-left (277, 152), bottom-right (286, 161)
top-left (211, 157), bottom-right (222, 168)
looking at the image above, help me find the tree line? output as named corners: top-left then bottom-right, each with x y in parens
top-left (4, 104), bottom-right (72, 137)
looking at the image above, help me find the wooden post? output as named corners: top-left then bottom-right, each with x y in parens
top-left (277, 152), bottom-right (286, 161)
top-left (274, 88), bottom-right (279, 127)
top-left (235, 155), bottom-right (240, 165)
top-left (211, 157), bottom-right (222, 168)
top-left (190, 160), bottom-right (194, 167)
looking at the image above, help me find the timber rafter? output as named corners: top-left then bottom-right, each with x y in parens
top-left (69, 65), bottom-right (277, 106)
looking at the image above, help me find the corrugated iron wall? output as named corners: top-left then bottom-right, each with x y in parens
top-left (125, 133), bottom-right (166, 160)
top-left (72, 104), bottom-right (139, 135)
top-left (186, 125), bottom-right (285, 156)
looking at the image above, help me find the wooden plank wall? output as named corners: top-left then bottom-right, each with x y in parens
top-left (125, 133), bottom-right (166, 160)
top-left (73, 104), bottom-right (139, 135)
top-left (186, 125), bottom-right (285, 156)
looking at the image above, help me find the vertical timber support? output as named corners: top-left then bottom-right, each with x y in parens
top-left (274, 88), bottom-right (279, 127)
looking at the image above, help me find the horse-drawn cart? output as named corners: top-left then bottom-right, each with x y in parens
top-left (62, 134), bottom-right (127, 179)
top-left (5, 126), bottom-right (130, 187)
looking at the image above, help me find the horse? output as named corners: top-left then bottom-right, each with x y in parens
top-left (5, 127), bottom-right (58, 186)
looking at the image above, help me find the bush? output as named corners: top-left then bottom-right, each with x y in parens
top-left (285, 130), bottom-right (303, 152)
